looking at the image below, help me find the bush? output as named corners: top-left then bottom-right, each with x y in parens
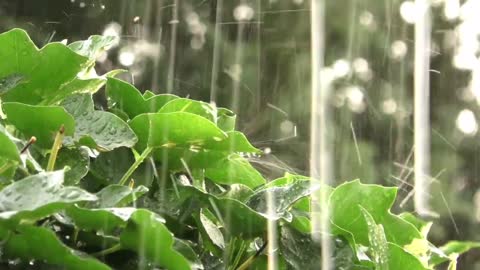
top-left (0, 28), bottom-right (476, 270)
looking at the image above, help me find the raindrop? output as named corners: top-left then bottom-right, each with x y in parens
top-left (233, 4), bottom-right (254, 21)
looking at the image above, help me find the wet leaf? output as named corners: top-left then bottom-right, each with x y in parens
top-left (106, 77), bottom-right (178, 119)
top-left (279, 225), bottom-right (321, 269)
top-left (47, 146), bottom-right (90, 185)
top-left (3, 102), bottom-right (75, 148)
top-left (66, 206), bottom-right (136, 234)
top-left (199, 209), bottom-right (225, 249)
top-left (0, 29), bottom-right (89, 104)
top-left (0, 224), bottom-right (111, 270)
top-left (360, 207), bottom-right (389, 270)
top-left (158, 98), bottom-right (217, 123)
top-left (205, 154), bottom-right (265, 188)
top-left (0, 171), bottom-right (97, 224)
top-left (61, 93), bottom-right (137, 151)
top-left (246, 178), bottom-right (319, 221)
top-left (329, 180), bottom-right (422, 247)
top-left (120, 209), bottom-right (191, 270)
top-left (0, 124), bottom-right (21, 163)
top-left (68, 35), bottom-right (118, 61)
top-left (129, 112), bottom-right (226, 151)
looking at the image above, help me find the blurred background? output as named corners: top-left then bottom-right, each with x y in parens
top-left (1, 0), bottom-right (480, 268)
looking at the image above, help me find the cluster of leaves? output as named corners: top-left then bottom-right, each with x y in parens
top-left (0, 28), bottom-right (477, 270)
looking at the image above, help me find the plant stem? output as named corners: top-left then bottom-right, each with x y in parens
top-left (91, 244), bottom-right (121, 257)
top-left (20, 136), bottom-right (37, 154)
top-left (47, 125), bottom-right (65, 171)
top-left (118, 147), bottom-right (153, 186)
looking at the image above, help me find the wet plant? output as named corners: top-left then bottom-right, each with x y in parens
top-left (0, 28), bottom-right (477, 270)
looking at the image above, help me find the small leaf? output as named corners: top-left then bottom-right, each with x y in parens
top-left (360, 206), bottom-right (389, 270)
top-left (3, 102), bottom-right (75, 148)
top-left (0, 171), bottom-right (97, 223)
top-left (199, 209), bottom-right (225, 249)
top-left (66, 206), bottom-right (136, 234)
top-left (430, 241), bottom-right (480, 266)
top-left (120, 209), bottom-right (191, 270)
top-left (1, 224), bottom-right (111, 270)
top-left (106, 77), bottom-right (178, 119)
top-left (92, 184), bottom-right (149, 208)
top-left (62, 93), bottom-right (137, 151)
top-left (217, 108), bottom-right (236, 132)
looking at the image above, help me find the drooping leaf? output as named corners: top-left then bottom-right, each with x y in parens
top-left (61, 93), bottom-right (137, 151)
top-left (106, 77), bottom-right (178, 119)
top-left (91, 184), bottom-right (149, 208)
top-left (173, 239), bottom-right (205, 270)
top-left (430, 241), bottom-right (480, 266)
top-left (66, 206), bottom-right (137, 234)
top-left (120, 209), bottom-right (191, 270)
top-left (205, 154), bottom-right (265, 188)
top-left (0, 224), bottom-right (111, 270)
top-left (0, 28), bottom-right (89, 104)
top-left (3, 102), bottom-right (75, 148)
top-left (129, 112), bottom-right (226, 151)
top-left (0, 171), bottom-right (97, 224)
top-left (199, 209), bottom-right (225, 249)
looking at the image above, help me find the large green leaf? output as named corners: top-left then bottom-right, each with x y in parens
top-left (0, 171), bottom-right (97, 224)
top-left (0, 28), bottom-right (89, 104)
top-left (106, 77), bottom-right (178, 119)
top-left (329, 180), bottom-right (422, 247)
top-left (120, 209), bottom-right (191, 270)
top-left (61, 93), bottom-right (137, 151)
top-left (0, 224), bottom-right (111, 270)
top-left (3, 102), bottom-right (75, 148)
top-left (129, 112), bottom-right (226, 151)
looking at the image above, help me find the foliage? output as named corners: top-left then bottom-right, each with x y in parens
top-left (0, 28), bottom-right (477, 269)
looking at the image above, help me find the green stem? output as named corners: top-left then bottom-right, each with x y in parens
top-left (91, 244), bottom-right (121, 257)
top-left (47, 125), bottom-right (65, 171)
top-left (118, 147), bottom-right (153, 186)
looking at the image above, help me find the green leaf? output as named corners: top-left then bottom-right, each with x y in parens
top-left (199, 209), bottom-right (225, 249)
top-left (205, 154), bottom-right (265, 188)
top-left (68, 35), bottom-right (118, 61)
top-left (0, 171), bottom-right (97, 223)
top-left (387, 243), bottom-right (428, 270)
top-left (217, 108), bottom-right (236, 132)
top-left (0, 73), bottom-right (26, 94)
top-left (106, 77), bottom-right (178, 119)
top-left (399, 212), bottom-right (432, 238)
top-left (120, 209), bottom-right (191, 270)
top-left (246, 179), bottom-right (319, 221)
top-left (89, 147), bottom-right (154, 186)
top-left (329, 180), bottom-right (422, 247)
top-left (61, 93), bottom-right (137, 151)
top-left (66, 206), bottom-right (136, 234)
top-left (279, 225), bottom-right (321, 269)
top-left (0, 29), bottom-right (89, 105)
top-left (0, 124), bottom-right (21, 162)
top-left (3, 102), bottom-right (75, 148)
top-left (1, 224), bottom-right (111, 270)
top-left (91, 184), bottom-right (149, 208)
top-left (360, 206), bottom-right (389, 270)
top-left (430, 241), bottom-right (480, 266)
top-left (212, 197), bottom-right (266, 238)
top-left (173, 239), bottom-right (204, 270)
top-left (48, 146), bottom-right (90, 185)
top-left (158, 98), bottom-right (216, 123)
top-left (129, 112), bottom-right (226, 151)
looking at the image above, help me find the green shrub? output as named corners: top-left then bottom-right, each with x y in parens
top-left (0, 28), bottom-right (476, 269)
